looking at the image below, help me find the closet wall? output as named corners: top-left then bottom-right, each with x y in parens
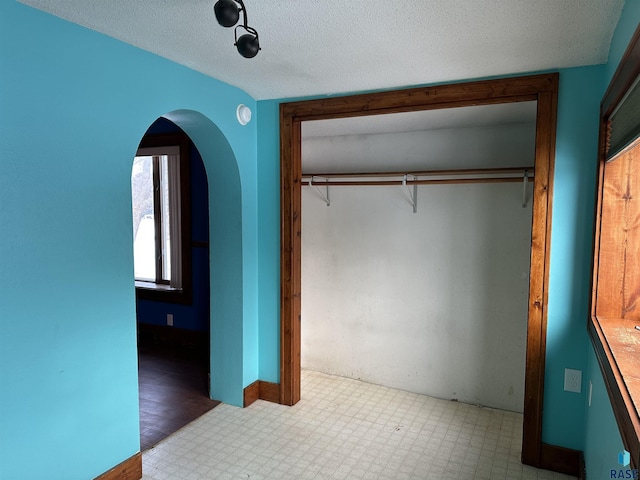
top-left (301, 117), bottom-right (535, 412)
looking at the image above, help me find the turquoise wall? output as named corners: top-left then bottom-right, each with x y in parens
top-left (257, 100), bottom-right (282, 382)
top-left (584, 348), bottom-right (626, 478)
top-left (2, 0), bottom-right (636, 478)
top-left (583, 2), bottom-right (640, 478)
top-left (255, 71), bottom-right (617, 453)
top-left (0, 2), bottom-right (259, 479)
top-left (542, 65), bottom-right (604, 449)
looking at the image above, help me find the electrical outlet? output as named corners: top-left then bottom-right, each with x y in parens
top-left (167, 314), bottom-right (173, 327)
top-left (564, 368), bottom-right (582, 393)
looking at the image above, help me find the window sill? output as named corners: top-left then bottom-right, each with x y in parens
top-left (589, 316), bottom-right (640, 468)
top-left (135, 280), bottom-right (180, 292)
top-left (135, 281), bottom-right (191, 304)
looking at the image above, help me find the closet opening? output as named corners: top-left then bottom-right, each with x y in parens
top-left (280, 74), bottom-right (559, 468)
top-left (301, 101), bottom-right (537, 416)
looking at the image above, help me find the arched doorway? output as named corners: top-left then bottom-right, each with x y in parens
top-left (132, 110), bottom-right (245, 449)
top-left (133, 117), bottom-right (216, 450)
top-left (163, 109), bottom-right (245, 408)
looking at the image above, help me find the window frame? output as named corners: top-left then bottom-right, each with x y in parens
top-left (589, 23), bottom-right (640, 469)
top-left (133, 146), bottom-right (178, 285)
top-left (133, 132), bottom-right (192, 304)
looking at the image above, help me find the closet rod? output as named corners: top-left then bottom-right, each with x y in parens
top-left (302, 167), bottom-right (534, 186)
top-left (301, 177), bottom-right (532, 186)
top-left (302, 167), bottom-right (534, 179)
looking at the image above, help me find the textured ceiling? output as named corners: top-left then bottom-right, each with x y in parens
top-left (19, 0), bottom-right (625, 100)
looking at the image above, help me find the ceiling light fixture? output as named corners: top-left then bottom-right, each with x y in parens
top-left (214, 0), bottom-right (260, 59)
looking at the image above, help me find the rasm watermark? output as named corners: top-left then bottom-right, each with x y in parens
top-left (611, 450), bottom-right (638, 479)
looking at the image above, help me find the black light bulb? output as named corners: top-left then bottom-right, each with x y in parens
top-left (236, 33), bottom-right (260, 58)
top-left (214, 0), bottom-right (240, 27)
top-left (214, 0), bottom-right (260, 58)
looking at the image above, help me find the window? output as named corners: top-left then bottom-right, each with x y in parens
top-left (590, 25), bottom-right (640, 469)
top-left (132, 147), bottom-right (176, 284)
top-left (132, 132), bottom-right (191, 303)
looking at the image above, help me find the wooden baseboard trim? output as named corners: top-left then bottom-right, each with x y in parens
top-left (540, 443), bottom-right (584, 478)
top-left (94, 452), bottom-right (142, 480)
top-left (243, 380), bottom-right (260, 407)
top-left (259, 381), bottom-right (280, 403)
top-left (243, 380), bottom-right (281, 407)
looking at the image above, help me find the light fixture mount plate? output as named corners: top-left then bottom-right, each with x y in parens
top-left (236, 104), bottom-right (252, 125)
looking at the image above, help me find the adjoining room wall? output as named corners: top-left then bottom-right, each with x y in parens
top-left (135, 118), bottom-right (211, 333)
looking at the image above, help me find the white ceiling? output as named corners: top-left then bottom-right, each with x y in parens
top-left (19, 0), bottom-right (625, 101)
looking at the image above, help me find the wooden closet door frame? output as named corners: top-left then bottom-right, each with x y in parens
top-left (280, 73), bottom-right (559, 467)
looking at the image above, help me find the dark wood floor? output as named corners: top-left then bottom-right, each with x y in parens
top-left (138, 345), bottom-right (220, 451)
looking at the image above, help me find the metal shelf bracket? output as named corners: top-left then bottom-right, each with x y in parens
top-left (403, 174), bottom-right (418, 213)
top-left (310, 176), bottom-right (330, 206)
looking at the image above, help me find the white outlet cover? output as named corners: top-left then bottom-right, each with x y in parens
top-left (564, 368), bottom-right (582, 393)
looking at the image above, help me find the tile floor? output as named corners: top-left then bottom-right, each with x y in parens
top-left (138, 345), bottom-right (220, 450)
top-left (141, 370), bottom-right (577, 480)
